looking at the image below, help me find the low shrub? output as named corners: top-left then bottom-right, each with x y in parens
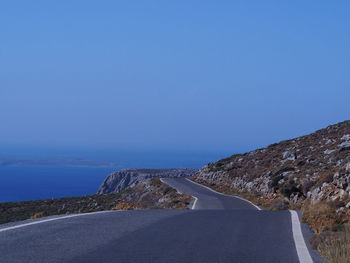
top-left (270, 175), bottom-right (284, 190)
top-left (280, 181), bottom-right (300, 198)
top-left (317, 173), bottom-right (334, 187)
top-left (112, 202), bottom-right (136, 210)
top-left (301, 179), bottom-right (315, 195)
top-left (30, 212), bottom-right (45, 219)
top-left (270, 198), bottom-right (289, 210)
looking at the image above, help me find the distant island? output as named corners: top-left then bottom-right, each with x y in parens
top-left (0, 158), bottom-right (120, 168)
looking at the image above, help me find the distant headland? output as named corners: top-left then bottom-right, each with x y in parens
top-left (0, 158), bottom-right (120, 168)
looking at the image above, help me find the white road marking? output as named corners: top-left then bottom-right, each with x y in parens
top-left (290, 210), bottom-right (314, 263)
top-left (0, 210), bottom-right (115, 233)
top-left (160, 178), bottom-right (198, 209)
top-left (185, 178), bottom-right (262, 210)
top-left (191, 197), bottom-right (198, 210)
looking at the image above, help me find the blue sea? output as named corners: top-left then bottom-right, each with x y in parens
top-left (0, 147), bottom-right (232, 203)
top-left (0, 166), bottom-right (118, 203)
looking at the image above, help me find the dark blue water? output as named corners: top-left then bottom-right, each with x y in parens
top-left (0, 146), bottom-right (232, 203)
top-left (0, 166), bottom-right (119, 203)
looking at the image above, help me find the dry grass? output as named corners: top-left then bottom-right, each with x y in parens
top-left (112, 202), bottom-right (136, 210)
top-left (312, 227), bottom-right (350, 263)
top-left (302, 201), bottom-right (350, 263)
top-left (30, 212), bottom-right (45, 219)
top-left (302, 201), bottom-right (341, 234)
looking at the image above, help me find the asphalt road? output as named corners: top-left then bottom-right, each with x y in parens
top-left (0, 178), bottom-right (321, 263)
top-left (161, 177), bottom-right (260, 210)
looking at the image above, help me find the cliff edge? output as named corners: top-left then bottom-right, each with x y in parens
top-left (97, 168), bottom-right (197, 194)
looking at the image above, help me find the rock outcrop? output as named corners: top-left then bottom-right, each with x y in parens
top-left (97, 168), bottom-right (197, 194)
top-left (194, 120), bottom-right (350, 210)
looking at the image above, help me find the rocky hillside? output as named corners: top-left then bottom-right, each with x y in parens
top-left (0, 178), bottom-right (192, 225)
top-left (97, 168), bottom-right (196, 194)
top-left (194, 120), bottom-right (350, 211)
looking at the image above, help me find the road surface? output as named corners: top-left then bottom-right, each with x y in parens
top-left (161, 177), bottom-right (260, 210)
top-left (0, 177), bottom-right (321, 263)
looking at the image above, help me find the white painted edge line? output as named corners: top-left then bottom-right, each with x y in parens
top-left (191, 196), bottom-right (198, 210)
top-left (185, 178), bottom-right (262, 210)
top-left (160, 178), bottom-right (198, 209)
top-left (0, 210), bottom-right (116, 233)
top-left (290, 210), bottom-right (313, 263)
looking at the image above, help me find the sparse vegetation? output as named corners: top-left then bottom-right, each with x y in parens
top-left (30, 212), bottom-right (45, 219)
top-left (316, 227), bottom-right (350, 263)
top-left (208, 153), bottom-right (243, 171)
top-left (317, 173), bottom-right (335, 187)
top-left (280, 180), bottom-right (300, 198)
top-left (302, 201), bottom-right (343, 234)
top-left (300, 179), bottom-right (316, 195)
top-left (0, 178), bottom-right (192, 225)
top-left (269, 174), bottom-right (284, 189)
top-left (270, 198), bottom-right (290, 210)
top-left (112, 202), bottom-right (136, 210)
top-left (303, 201), bottom-right (350, 263)
top-left (0, 192), bottom-right (124, 224)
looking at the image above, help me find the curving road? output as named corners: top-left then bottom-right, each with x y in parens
top-left (161, 177), bottom-right (260, 210)
top-left (0, 178), bottom-right (321, 263)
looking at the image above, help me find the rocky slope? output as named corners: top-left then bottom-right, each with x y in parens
top-left (97, 168), bottom-right (196, 194)
top-left (0, 178), bottom-right (192, 224)
top-left (194, 120), bottom-right (350, 211)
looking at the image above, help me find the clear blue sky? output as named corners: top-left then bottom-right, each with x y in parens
top-left (1, 1), bottom-right (350, 154)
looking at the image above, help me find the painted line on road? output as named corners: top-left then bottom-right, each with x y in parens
top-left (290, 210), bottom-right (313, 263)
top-left (185, 178), bottom-right (262, 210)
top-left (191, 196), bottom-right (198, 210)
top-left (160, 178), bottom-right (198, 210)
top-left (0, 210), bottom-right (116, 233)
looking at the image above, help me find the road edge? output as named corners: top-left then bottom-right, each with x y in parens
top-left (0, 210), bottom-right (117, 233)
top-left (290, 210), bottom-right (314, 263)
top-left (185, 178), bottom-right (262, 210)
top-left (160, 178), bottom-right (198, 210)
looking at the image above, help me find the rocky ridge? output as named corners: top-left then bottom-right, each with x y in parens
top-left (97, 168), bottom-right (197, 194)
